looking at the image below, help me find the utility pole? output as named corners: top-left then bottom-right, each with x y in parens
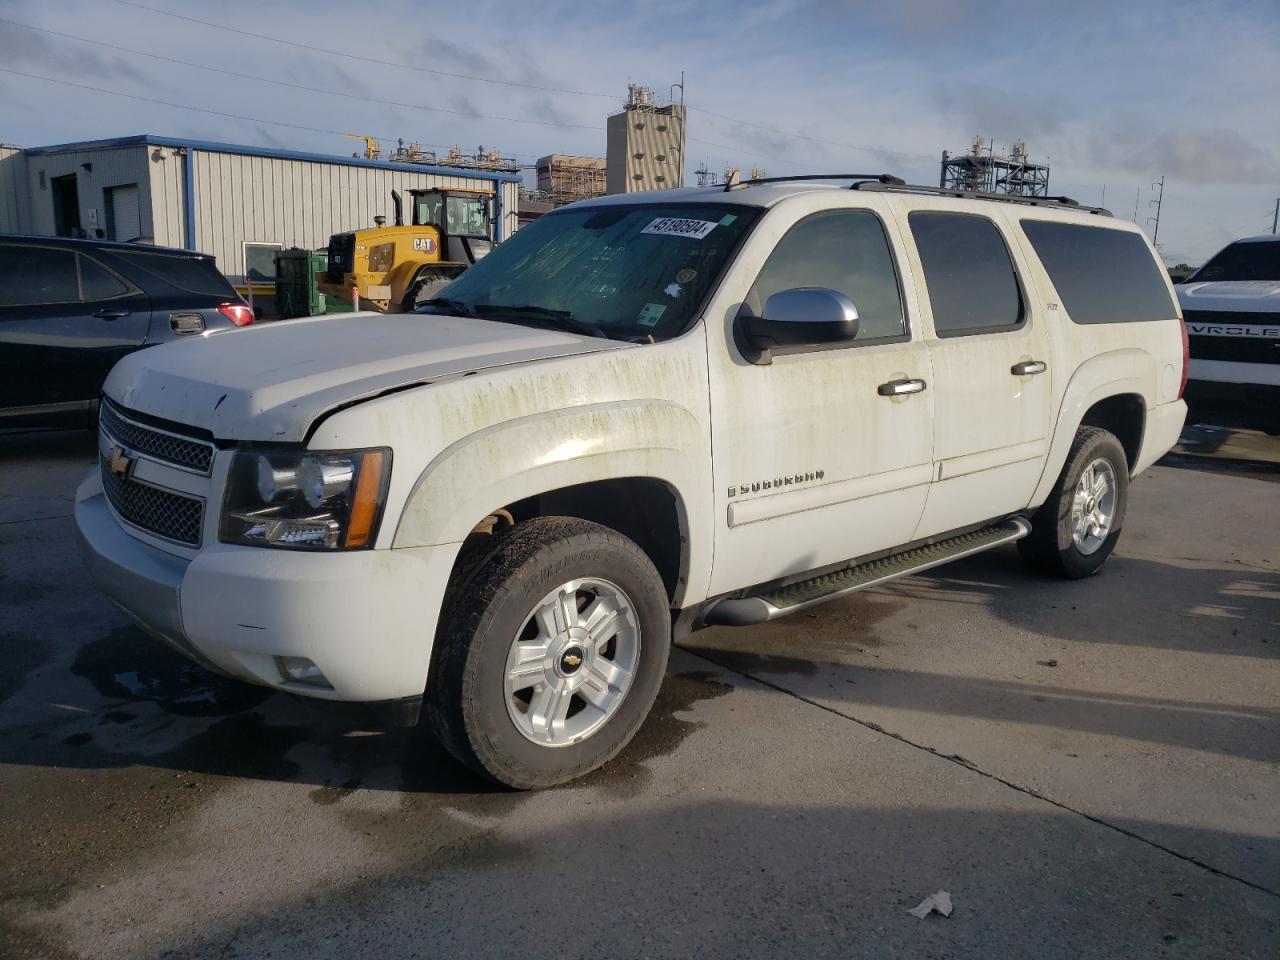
top-left (1132, 188), bottom-right (1140, 223)
top-left (1100, 184), bottom-right (1106, 209)
top-left (1273, 197), bottom-right (1279, 234)
top-left (1147, 175), bottom-right (1165, 244)
top-left (669, 71), bottom-right (684, 108)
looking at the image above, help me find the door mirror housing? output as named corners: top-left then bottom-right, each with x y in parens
top-left (736, 287), bottom-right (860, 364)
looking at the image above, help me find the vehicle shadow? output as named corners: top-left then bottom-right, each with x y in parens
top-left (0, 618), bottom-right (733, 800)
top-left (682, 548), bottom-right (1279, 765)
top-left (886, 548), bottom-right (1279, 660)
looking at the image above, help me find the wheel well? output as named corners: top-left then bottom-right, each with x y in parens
top-left (466, 478), bottom-right (686, 601)
top-left (1080, 394), bottom-right (1144, 470)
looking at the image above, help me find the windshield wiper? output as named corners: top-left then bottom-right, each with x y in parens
top-left (415, 297), bottom-right (476, 317)
top-left (473, 304), bottom-right (611, 340)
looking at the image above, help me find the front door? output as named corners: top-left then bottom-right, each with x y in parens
top-left (707, 198), bottom-right (935, 596)
top-left (897, 205), bottom-right (1052, 539)
top-left (0, 244), bottom-right (150, 415)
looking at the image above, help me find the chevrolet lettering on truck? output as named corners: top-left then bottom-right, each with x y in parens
top-left (77, 175), bottom-right (1188, 788)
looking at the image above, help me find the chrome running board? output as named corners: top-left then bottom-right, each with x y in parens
top-left (704, 517), bottom-right (1032, 627)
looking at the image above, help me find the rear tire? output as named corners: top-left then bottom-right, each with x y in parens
top-left (426, 517), bottom-right (671, 789)
top-left (1019, 426), bottom-right (1128, 579)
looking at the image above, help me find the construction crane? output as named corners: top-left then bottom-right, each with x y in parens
top-left (345, 134), bottom-right (381, 160)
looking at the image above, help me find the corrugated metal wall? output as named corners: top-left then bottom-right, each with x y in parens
top-left (3, 140), bottom-right (521, 279)
top-left (16, 144), bottom-right (157, 240)
top-left (0, 145), bottom-right (29, 233)
top-left (147, 147), bottom-right (186, 249)
top-left (191, 149), bottom-right (520, 280)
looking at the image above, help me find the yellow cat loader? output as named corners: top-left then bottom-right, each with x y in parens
top-left (320, 187), bottom-right (495, 313)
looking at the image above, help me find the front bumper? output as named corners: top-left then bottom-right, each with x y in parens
top-left (75, 471), bottom-right (461, 702)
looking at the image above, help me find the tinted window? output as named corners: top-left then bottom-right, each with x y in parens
top-left (1021, 220), bottom-right (1175, 324)
top-left (0, 246), bottom-right (79, 305)
top-left (78, 255), bottom-right (130, 301)
top-left (114, 250), bottom-right (235, 297)
top-left (909, 212), bottom-right (1022, 335)
top-left (1190, 240), bottom-right (1280, 283)
top-left (747, 210), bottom-right (905, 341)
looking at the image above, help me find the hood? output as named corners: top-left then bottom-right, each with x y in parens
top-left (1178, 280), bottom-right (1280, 312)
top-left (105, 311), bottom-right (627, 441)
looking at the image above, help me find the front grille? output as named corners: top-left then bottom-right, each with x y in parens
top-left (100, 402), bottom-right (215, 474)
top-left (1184, 310), bottom-right (1280, 366)
top-left (1183, 309), bottom-right (1280, 326)
top-left (100, 456), bottom-right (205, 546)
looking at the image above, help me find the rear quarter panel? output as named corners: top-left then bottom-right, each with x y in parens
top-left (1005, 214), bottom-right (1185, 506)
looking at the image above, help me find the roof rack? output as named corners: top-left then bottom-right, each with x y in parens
top-left (851, 181), bottom-right (1112, 216)
top-left (724, 173), bottom-right (905, 192)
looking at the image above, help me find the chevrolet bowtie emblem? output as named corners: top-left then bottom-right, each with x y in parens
top-left (562, 653), bottom-right (583, 668)
top-left (107, 445), bottom-right (135, 478)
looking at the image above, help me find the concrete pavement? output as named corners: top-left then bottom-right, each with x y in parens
top-left (0, 430), bottom-right (1276, 958)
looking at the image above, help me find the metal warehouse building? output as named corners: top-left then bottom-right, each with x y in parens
top-left (0, 135), bottom-right (521, 284)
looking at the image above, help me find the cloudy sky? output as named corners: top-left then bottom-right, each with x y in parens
top-left (1, 0), bottom-right (1276, 264)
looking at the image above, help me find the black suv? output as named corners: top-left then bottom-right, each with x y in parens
top-left (0, 236), bottom-right (254, 430)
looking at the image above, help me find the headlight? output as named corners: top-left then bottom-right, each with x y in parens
top-left (220, 447), bottom-right (391, 550)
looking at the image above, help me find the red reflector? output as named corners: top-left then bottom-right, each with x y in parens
top-left (1178, 317), bottom-right (1189, 399)
top-left (219, 302), bottom-right (255, 327)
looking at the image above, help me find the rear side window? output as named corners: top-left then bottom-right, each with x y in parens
top-left (78, 255), bottom-right (130, 301)
top-left (114, 250), bottom-right (235, 297)
top-left (747, 209), bottom-right (906, 342)
top-left (1021, 220), bottom-right (1175, 324)
top-left (0, 246), bottom-right (80, 305)
top-left (909, 212), bottom-right (1023, 336)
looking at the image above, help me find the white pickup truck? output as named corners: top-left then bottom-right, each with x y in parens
top-left (77, 176), bottom-right (1188, 788)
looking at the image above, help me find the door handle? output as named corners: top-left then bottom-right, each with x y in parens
top-left (93, 307), bottom-right (131, 320)
top-left (1011, 360), bottom-right (1047, 376)
top-left (877, 378), bottom-right (927, 397)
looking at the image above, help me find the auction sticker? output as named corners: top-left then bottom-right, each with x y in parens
top-left (642, 217), bottom-right (718, 240)
top-left (637, 303), bottom-right (667, 326)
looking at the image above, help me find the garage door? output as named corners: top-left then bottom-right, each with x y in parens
top-left (109, 184), bottom-right (141, 242)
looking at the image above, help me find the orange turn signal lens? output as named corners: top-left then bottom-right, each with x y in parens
top-left (343, 451), bottom-right (386, 548)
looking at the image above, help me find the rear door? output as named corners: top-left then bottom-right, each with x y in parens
top-left (0, 244), bottom-right (150, 413)
top-left (897, 205), bottom-right (1053, 539)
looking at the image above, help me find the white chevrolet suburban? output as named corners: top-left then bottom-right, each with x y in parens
top-left (76, 176), bottom-right (1188, 788)
top-left (1177, 233), bottom-right (1279, 434)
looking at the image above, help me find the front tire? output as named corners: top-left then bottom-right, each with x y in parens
top-left (1019, 426), bottom-right (1129, 579)
top-left (426, 517), bottom-right (671, 789)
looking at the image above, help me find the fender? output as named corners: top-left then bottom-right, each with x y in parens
top-left (392, 399), bottom-right (711, 605)
top-left (385, 258), bottom-right (430, 305)
top-left (1029, 348), bottom-right (1155, 508)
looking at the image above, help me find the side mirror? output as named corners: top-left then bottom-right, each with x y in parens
top-left (736, 287), bottom-right (859, 364)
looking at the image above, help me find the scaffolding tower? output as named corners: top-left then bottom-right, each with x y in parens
top-left (940, 137), bottom-right (1050, 197)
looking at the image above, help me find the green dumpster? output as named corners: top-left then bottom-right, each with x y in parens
top-left (275, 248), bottom-right (354, 319)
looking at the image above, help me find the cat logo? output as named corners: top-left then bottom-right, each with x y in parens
top-left (412, 237), bottom-right (436, 253)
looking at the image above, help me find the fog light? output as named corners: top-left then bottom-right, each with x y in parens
top-left (274, 656), bottom-right (333, 689)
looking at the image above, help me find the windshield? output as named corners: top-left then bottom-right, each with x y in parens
top-left (447, 195), bottom-right (490, 237)
top-left (419, 202), bottom-right (759, 341)
top-left (1190, 241), bottom-right (1280, 282)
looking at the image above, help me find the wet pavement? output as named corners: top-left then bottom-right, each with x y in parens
top-left (0, 428), bottom-right (1276, 959)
